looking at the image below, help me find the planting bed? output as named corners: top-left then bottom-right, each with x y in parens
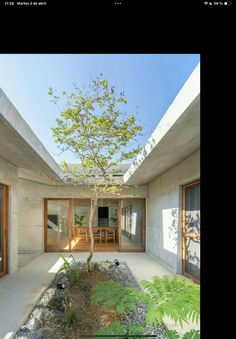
top-left (14, 260), bottom-right (167, 339)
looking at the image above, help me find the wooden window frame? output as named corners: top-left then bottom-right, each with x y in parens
top-left (182, 179), bottom-right (200, 283)
top-left (0, 183), bottom-right (9, 278)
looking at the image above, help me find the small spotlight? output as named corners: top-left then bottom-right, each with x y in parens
top-left (114, 259), bottom-right (120, 266)
top-left (57, 283), bottom-right (65, 289)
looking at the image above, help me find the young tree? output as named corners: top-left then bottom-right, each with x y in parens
top-left (49, 76), bottom-right (142, 272)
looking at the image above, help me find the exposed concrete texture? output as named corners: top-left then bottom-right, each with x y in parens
top-left (124, 63), bottom-right (200, 185)
top-left (0, 252), bottom-right (172, 339)
top-left (18, 252), bottom-right (42, 268)
top-left (18, 179), bottom-right (148, 253)
top-left (64, 163), bottom-right (130, 185)
top-left (0, 157), bottom-right (19, 273)
top-left (0, 88), bottom-right (63, 185)
top-left (146, 150), bottom-right (200, 273)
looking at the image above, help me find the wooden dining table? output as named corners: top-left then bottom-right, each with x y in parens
top-left (73, 226), bottom-right (118, 242)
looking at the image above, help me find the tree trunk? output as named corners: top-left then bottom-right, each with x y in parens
top-left (87, 198), bottom-right (97, 272)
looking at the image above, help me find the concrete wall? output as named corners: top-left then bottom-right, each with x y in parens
top-left (0, 157), bottom-right (19, 273)
top-left (18, 180), bottom-right (148, 253)
top-left (146, 150), bottom-right (200, 273)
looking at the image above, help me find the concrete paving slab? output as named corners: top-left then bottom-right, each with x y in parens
top-left (18, 253), bottom-right (42, 268)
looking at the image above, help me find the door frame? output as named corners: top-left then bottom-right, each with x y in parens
top-left (0, 183), bottom-right (9, 278)
top-left (44, 197), bottom-right (146, 253)
top-left (118, 198), bottom-right (146, 252)
top-left (44, 198), bottom-right (73, 252)
top-left (182, 179), bottom-right (200, 283)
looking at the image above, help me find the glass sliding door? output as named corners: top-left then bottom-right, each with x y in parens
top-left (72, 199), bottom-right (119, 250)
top-left (72, 199), bottom-right (91, 250)
top-left (46, 199), bottom-right (70, 251)
top-left (44, 198), bottom-right (146, 252)
top-left (0, 184), bottom-right (8, 277)
top-left (183, 180), bottom-right (200, 281)
top-left (120, 199), bottom-right (145, 251)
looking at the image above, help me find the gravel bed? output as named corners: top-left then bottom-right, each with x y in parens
top-left (14, 260), bottom-right (167, 339)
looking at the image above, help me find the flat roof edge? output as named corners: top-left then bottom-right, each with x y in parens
top-left (0, 88), bottom-right (63, 178)
top-left (124, 63), bottom-right (200, 183)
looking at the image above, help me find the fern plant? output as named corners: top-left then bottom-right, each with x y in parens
top-left (182, 329), bottom-right (200, 339)
top-left (94, 321), bottom-right (125, 338)
top-left (166, 329), bottom-right (181, 339)
top-left (166, 329), bottom-right (200, 339)
top-left (91, 275), bottom-right (200, 338)
top-left (127, 275), bottom-right (200, 328)
top-left (91, 280), bottom-right (137, 315)
top-left (94, 321), bottom-right (144, 339)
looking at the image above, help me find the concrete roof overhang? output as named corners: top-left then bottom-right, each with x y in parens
top-left (0, 88), bottom-right (64, 184)
top-left (124, 63), bottom-right (200, 185)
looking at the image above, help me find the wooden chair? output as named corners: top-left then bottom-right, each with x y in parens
top-left (92, 229), bottom-right (102, 243)
top-left (72, 227), bottom-right (79, 239)
top-left (75, 228), bottom-right (88, 242)
top-left (101, 228), bottom-right (106, 242)
top-left (105, 229), bottom-right (116, 243)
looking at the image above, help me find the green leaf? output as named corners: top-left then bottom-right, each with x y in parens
top-left (48, 86), bottom-right (53, 96)
top-left (50, 76), bottom-right (143, 194)
top-left (94, 321), bottom-right (125, 339)
top-left (182, 329), bottom-right (200, 339)
top-left (145, 307), bottom-right (163, 327)
top-left (166, 329), bottom-right (181, 339)
top-left (126, 323), bottom-right (144, 335)
top-left (103, 79), bottom-right (108, 89)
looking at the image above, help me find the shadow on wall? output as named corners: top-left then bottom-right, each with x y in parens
top-left (148, 206), bottom-right (200, 276)
top-left (147, 205), bottom-right (180, 272)
top-left (162, 207), bottom-right (179, 255)
top-left (165, 208), bottom-right (200, 276)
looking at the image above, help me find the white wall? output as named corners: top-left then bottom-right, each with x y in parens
top-left (147, 150), bottom-right (200, 273)
top-left (0, 157), bottom-right (19, 273)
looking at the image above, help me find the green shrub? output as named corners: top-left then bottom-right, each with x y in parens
top-left (93, 262), bottom-right (100, 270)
top-left (64, 307), bottom-right (79, 328)
top-left (105, 259), bottom-right (113, 264)
top-left (91, 280), bottom-right (137, 315)
top-left (67, 263), bottom-right (79, 285)
top-left (57, 255), bottom-right (79, 286)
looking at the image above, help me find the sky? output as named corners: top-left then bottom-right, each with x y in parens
top-left (0, 54), bottom-right (200, 164)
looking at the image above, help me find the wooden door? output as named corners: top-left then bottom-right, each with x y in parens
top-left (182, 180), bottom-right (200, 282)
